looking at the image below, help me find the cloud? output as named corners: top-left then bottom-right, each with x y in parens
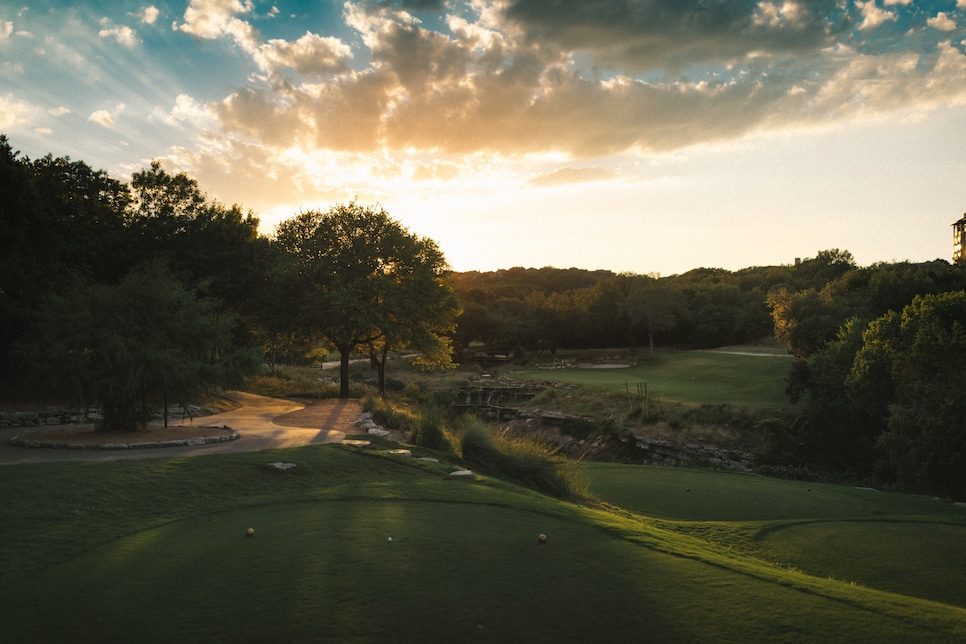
top-left (527, 166), bottom-right (619, 187)
top-left (411, 160), bottom-right (460, 182)
top-left (170, 94), bottom-right (210, 124)
top-left (154, 0), bottom-right (966, 201)
top-left (151, 93), bottom-right (218, 130)
top-left (856, 0), bottom-right (896, 31)
top-left (47, 106), bottom-right (70, 116)
top-left (254, 32), bottom-right (353, 76)
top-left (0, 17), bottom-right (30, 41)
top-left (0, 94), bottom-right (30, 129)
top-left (174, 0), bottom-right (260, 53)
top-left (88, 110), bottom-right (114, 128)
top-left (927, 12), bottom-right (957, 32)
top-left (161, 139), bottom-right (347, 216)
top-left (98, 18), bottom-right (140, 46)
top-left (34, 127), bottom-right (52, 135)
top-left (142, 6), bottom-right (160, 24)
top-left (197, 0), bottom-right (966, 165)
top-left (497, 0), bottom-right (844, 71)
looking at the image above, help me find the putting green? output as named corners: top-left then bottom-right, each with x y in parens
top-left (756, 521), bottom-right (966, 608)
top-left (5, 500), bottom-right (945, 642)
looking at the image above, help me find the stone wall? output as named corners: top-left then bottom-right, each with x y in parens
top-left (0, 409), bottom-right (103, 429)
top-left (632, 434), bottom-right (754, 472)
top-left (0, 405), bottom-right (200, 429)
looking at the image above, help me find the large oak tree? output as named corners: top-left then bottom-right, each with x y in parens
top-left (272, 202), bottom-right (459, 397)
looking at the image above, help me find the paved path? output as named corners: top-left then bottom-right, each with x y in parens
top-left (0, 392), bottom-right (350, 466)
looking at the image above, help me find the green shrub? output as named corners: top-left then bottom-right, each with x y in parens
top-left (459, 418), bottom-right (588, 500)
top-left (682, 403), bottom-right (757, 427)
top-left (560, 416), bottom-right (596, 440)
top-left (425, 388), bottom-right (458, 409)
top-left (559, 415), bottom-right (622, 440)
top-left (402, 382), bottom-right (422, 401)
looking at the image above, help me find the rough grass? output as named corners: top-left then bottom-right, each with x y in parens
top-left (2, 450), bottom-right (966, 642)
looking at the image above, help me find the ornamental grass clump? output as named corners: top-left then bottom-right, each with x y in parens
top-left (459, 418), bottom-right (588, 500)
top-left (410, 405), bottom-right (455, 453)
top-left (361, 392), bottom-right (415, 432)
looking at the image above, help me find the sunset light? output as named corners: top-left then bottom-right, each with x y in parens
top-left (3, 0), bottom-right (965, 274)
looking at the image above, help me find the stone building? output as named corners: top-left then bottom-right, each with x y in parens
top-left (954, 214), bottom-right (966, 263)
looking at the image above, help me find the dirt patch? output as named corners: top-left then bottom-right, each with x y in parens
top-left (274, 398), bottom-right (363, 432)
top-left (15, 399), bottom-right (364, 448)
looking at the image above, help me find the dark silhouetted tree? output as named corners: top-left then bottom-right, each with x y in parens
top-left (272, 202), bottom-right (459, 397)
top-left (24, 263), bottom-right (260, 431)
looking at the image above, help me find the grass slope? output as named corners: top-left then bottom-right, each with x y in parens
top-left (509, 350), bottom-right (793, 408)
top-left (586, 463), bottom-right (966, 608)
top-left (3, 445), bottom-right (966, 642)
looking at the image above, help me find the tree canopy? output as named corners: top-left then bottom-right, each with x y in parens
top-left (763, 260), bottom-right (966, 495)
top-left (850, 292), bottom-right (966, 497)
top-left (24, 263), bottom-right (260, 431)
top-left (272, 202), bottom-right (460, 397)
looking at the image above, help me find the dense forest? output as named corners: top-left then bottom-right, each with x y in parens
top-left (451, 252), bottom-right (856, 357)
top-left (3, 135), bottom-right (965, 496)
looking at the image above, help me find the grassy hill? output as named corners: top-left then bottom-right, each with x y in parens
top-left (2, 440), bottom-right (965, 642)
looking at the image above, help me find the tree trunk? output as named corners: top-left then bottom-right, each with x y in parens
top-left (377, 345), bottom-right (389, 395)
top-left (339, 350), bottom-right (351, 398)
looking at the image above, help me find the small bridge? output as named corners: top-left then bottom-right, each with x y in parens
top-left (451, 385), bottom-right (544, 420)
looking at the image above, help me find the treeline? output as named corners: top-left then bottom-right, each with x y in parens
top-left (0, 136), bottom-right (454, 416)
top-left (0, 136), bottom-right (274, 425)
top-left (452, 255), bottom-right (966, 497)
top-left (766, 259), bottom-right (966, 498)
top-left (4, 135), bottom-right (964, 495)
top-left (451, 250), bottom-right (856, 357)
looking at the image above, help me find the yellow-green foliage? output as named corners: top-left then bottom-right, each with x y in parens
top-left (361, 392), bottom-right (415, 431)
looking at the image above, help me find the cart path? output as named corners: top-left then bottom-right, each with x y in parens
top-left (0, 392), bottom-right (358, 465)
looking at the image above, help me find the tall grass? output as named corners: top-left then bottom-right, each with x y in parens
top-left (459, 417), bottom-right (589, 500)
top-left (360, 392), bottom-right (415, 431)
top-left (409, 404), bottom-right (455, 452)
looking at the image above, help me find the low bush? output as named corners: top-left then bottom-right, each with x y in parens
top-left (682, 403), bottom-right (758, 428)
top-left (560, 416), bottom-right (623, 440)
top-left (560, 416), bottom-right (596, 440)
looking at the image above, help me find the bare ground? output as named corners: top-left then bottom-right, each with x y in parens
top-left (16, 398), bottom-right (364, 447)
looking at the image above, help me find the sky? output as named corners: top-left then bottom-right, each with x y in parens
top-left (2, 0), bottom-right (966, 276)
